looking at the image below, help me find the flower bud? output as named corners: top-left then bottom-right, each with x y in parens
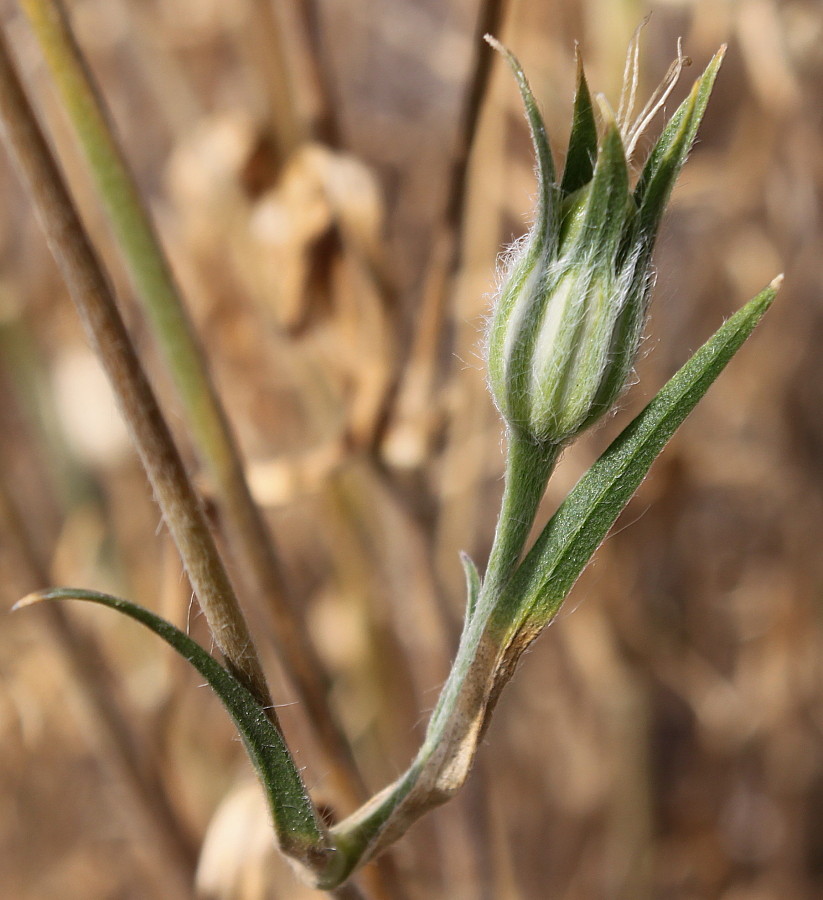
top-left (485, 33), bottom-right (724, 446)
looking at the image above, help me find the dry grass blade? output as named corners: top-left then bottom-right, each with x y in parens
top-left (17, 0), bottom-right (365, 806)
top-left (1, 0), bottom-right (817, 897)
top-left (0, 24), bottom-right (272, 715)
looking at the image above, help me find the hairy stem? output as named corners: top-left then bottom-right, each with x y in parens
top-left (478, 428), bottom-right (559, 606)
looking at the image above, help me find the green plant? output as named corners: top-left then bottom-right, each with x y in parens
top-left (1, 13), bottom-right (779, 894)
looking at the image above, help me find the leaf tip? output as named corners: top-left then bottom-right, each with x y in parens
top-left (769, 273), bottom-right (785, 292)
top-left (12, 591), bottom-right (47, 612)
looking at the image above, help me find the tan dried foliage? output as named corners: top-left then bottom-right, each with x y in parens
top-left (1, 0), bottom-right (821, 897)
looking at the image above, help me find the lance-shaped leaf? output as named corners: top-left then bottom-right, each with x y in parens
top-left (13, 588), bottom-right (347, 888)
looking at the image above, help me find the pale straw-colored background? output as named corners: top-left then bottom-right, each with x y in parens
top-left (1, 0), bottom-right (820, 897)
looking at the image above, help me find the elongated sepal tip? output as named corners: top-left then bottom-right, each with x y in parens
top-left (769, 273), bottom-right (784, 292)
top-left (484, 34), bottom-right (517, 72)
top-left (484, 33), bottom-right (503, 53)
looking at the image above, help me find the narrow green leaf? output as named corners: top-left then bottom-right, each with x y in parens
top-left (560, 47), bottom-right (598, 195)
top-left (493, 278), bottom-right (780, 635)
top-left (14, 588), bottom-right (340, 880)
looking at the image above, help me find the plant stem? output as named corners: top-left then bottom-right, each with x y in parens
top-left (443, 0), bottom-right (510, 248)
top-left (325, 429), bottom-right (559, 876)
top-left (0, 24), bottom-right (272, 716)
top-left (417, 429), bottom-right (557, 763)
top-left (478, 428), bottom-right (559, 607)
top-left (375, 0), bottom-right (507, 454)
top-left (433, 428), bottom-right (558, 738)
top-left (19, 0), bottom-right (363, 802)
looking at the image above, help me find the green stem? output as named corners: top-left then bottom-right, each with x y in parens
top-left (421, 429), bottom-right (557, 743)
top-left (325, 429), bottom-right (560, 877)
top-left (0, 32), bottom-right (347, 876)
top-left (20, 0), bottom-right (364, 804)
top-left (478, 427), bottom-right (560, 608)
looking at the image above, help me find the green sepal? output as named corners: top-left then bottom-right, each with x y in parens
top-left (633, 47), bottom-right (725, 249)
top-left (486, 36), bottom-right (558, 246)
top-left (13, 588), bottom-right (342, 883)
top-left (583, 271), bottom-right (648, 420)
top-left (492, 278), bottom-right (779, 640)
top-left (560, 47), bottom-right (598, 196)
top-left (485, 36), bottom-right (561, 426)
top-left (573, 113), bottom-right (632, 256)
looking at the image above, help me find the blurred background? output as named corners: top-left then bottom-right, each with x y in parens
top-left (0, 0), bottom-right (821, 897)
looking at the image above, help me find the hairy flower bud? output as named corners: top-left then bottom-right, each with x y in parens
top-left (485, 33), bottom-right (724, 446)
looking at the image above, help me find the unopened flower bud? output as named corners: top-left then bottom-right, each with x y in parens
top-left (485, 32), bottom-right (724, 446)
